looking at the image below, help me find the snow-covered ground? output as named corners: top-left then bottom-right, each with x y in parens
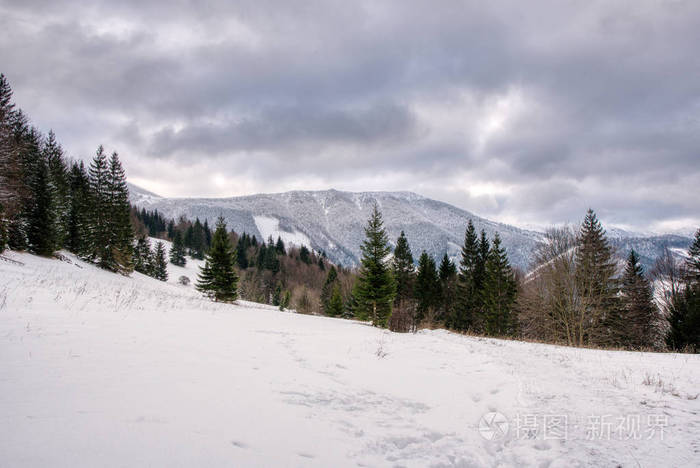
top-left (1, 251), bottom-right (699, 467)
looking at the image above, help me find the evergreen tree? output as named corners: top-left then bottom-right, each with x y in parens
top-left (152, 241), bottom-right (168, 281)
top-left (236, 233), bottom-right (249, 269)
top-left (279, 290), bottom-right (291, 311)
top-left (169, 230), bottom-right (187, 266)
top-left (476, 230), bottom-right (489, 289)
top-left (133, 236), bottom-right (153, 275)
top-left (415, 251), bottom-right (440, 326)
top-left (26, 157), bottom-right (57, 256)
top-left (0, 203), bottom-right (7, 253)
top-left (354, 203), bottom-right (396, 327)
top-left (196, 217), bottom-right (238, 302)
top-left (317, 255), bottom-right (325, 270)
top-left (43, 130), bottom-right (69, 247)
top-left (321, 266), bottom-right (339, 314)
top-left (88, 145), bottom-right (112, 269)
top-left (392, 231), bottom-right (415, 303)
top-left (272, 283), bottom-right (283, 306)
top-left (190, 218), bottom-right (206, 259)
top-left (299, 245), bottom-right (311, 264)
top-left (438, 253), bottom-right (457, 322)
top-left (452, 220), bottom-right (480, 331)
top-left (666, 285), bottom-right (700, 352)
top-left (686, 228), bottom-right (700, 282)
top-left (107, 152), bottom-right (133, 273)
top-left (481, 233), bottom-right (517, 336)
top-left (327, 283), bottom-right (344, 317)
top-left (619, 249), bottom-right (659, 348)
top-left (66, 161), bottom-right (90, 255)
top-left (575, 209), bottom-right (619, 345)
top-left (275, 236), bottom-right (286, 255)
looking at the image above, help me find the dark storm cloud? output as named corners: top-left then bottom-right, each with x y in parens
top-left (1, 0), bottom-right (699, 231)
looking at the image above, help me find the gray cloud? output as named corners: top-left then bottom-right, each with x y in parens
top-left (1, 0), bottom-right (699, 232)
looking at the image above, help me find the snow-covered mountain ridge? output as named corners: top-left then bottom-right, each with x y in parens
top-left (128, 183), bottom-right (693, 271)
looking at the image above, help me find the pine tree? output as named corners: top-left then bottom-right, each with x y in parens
top-left (481, 233), bottom-right (517, 336)
top-left (133, 236), bottom-right (153, 275)
top-left (321, 265), bottom-right (339, 314)
top-left (26, 157), bottom-right (57, 256)
top-left (88, 145), bottom-right (112, 269)
top-left (686, 228), bottom-right (700, 282)
top-left (575, 209), bottom-right (619, 345)
top-left (169, 230), bottom-right (187, 266)
top-left (43, 130), bottom-right (69, 248)
top-left (152, 241), bottom-right (169, 281)
top-left (107, 152), bottom-right (133, 273)
top-left (438, 253), bottom-right (457, 322)
top-left (619, 249), bottom-right (659, 348)
top-left (415, 251), bottom-right (440, 326)
top-left (327, 283), bottom-right (344, 317)
top-left (452, 220), bottom-right (479, 331)
top-left (66, 161), bottom-right (90, 255)
top-left (354, 203), bottom-right (396, 327)
top-left (197, 217), bottom-right (238, 302)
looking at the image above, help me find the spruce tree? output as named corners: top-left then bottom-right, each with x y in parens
top-left (354, 203), bottom-right (396, 327)
top-left (26, 157), bottom-right (57, 256)
top-left (43, 130), bottom-right (69, 248)
top-left (66, 161), bottom-right (90, 255)
top-left (275, 236), bottom-right (286, 255)
top-left (438, 253), bottom-right (457, 322)
top-left (0, 203), bottom-right (7, 253)
top-left (415, 251), bottom-right (440, 326)
top-left (88, 145), bottom-right (112, 269)
top-left (321, 265), bottom-right (339, 314)
top-left (619, 249), bottom-right (659, 348)
top-left (169, 230), bottom-right (187, 266)
top-left (327, 283), bottom-right (344, 317)
top-left (686, 228), bottom-right (700, 282)
top-left (107, 152), bottom-right (133, 273)
top-left (152, 241), bottom-right (169, 281)
top-left (481, 233), bottom-right (517, 336)
top-left (575, 209), bottom-right (619, 345)
top-left (236, 233), bottom-right (249, 269)
top-left (299, 245), bottom-right (311, 264)
top-left (197, 217), bottom-right (239, 302)
top-left (392, 231), bottom-right (415, 304)
top-left (452, 220), bottom-right (479, 331)
top-left (133, 236), bottom-right (153, 275)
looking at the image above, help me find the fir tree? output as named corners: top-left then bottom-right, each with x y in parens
top-left (152, 241), bottom-right (169, 281)
top-left (321, 265), bottom-right (339, 315)
top-left (354, 203), bottom-right (396, 327)
top-left (415, 251), bottom-right (440, 326)
top-left (66, 161), bottom-right (90, 255)
top-left (88, 145), bottom-right (112, 269)
top-left (26, 157), bottom-right (57, 256)
top-left (481, 233), bottom-right (517, 336)
top-left (197, 217), bottom-right (238, 302)
top-left (686, 228), bottom-right (700, 282)
top-left (575, 209), bottom-right (619, 345)
top-left (619, 249), bottom-right (659, 348)
top-left (107, 152), bottom-right (133, 273)
top-left (275, 236), bottom-right (286, 255)
top-left (327, 283), bottom-right (344, 317)
top-left (133, 236), bottom-right (153, 275)
top-left (438, 253), bottom-right (457, 322)
top-left (169, 230), bottom-right (187, 266)
top-left (452, 220), bottom-right (480, 331)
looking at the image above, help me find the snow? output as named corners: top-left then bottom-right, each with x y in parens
top-left (253, 215), bottom-right (311, 248)
top-left (1, 251), bottom-right (699, 467)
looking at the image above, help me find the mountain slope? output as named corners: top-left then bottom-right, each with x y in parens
top-left (128, 184), bottom-right (693, 271)
top-left (2, 250), bottom-right (698, 467)
top-left (129, 184), bottom-right (542, 269)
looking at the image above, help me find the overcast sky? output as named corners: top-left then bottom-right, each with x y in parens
top-left (2, 0), bottom-right (699, 233)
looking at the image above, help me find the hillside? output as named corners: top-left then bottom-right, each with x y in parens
top-left (1, 251), bottom-right (698, 466)
top-left (129, 184), bottom-right (693, 271)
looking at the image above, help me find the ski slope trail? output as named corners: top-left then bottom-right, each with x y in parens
top-left (1, 252), bottom-right (698, 467)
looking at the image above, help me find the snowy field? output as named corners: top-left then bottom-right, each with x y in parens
top-left (1, 251), bottom-right (699, 467)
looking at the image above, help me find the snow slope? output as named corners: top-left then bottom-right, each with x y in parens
top-left (1, 252), bottom-right (699, 467)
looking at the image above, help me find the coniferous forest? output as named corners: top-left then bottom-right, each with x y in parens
top-left (1, 72), bottom-right (698, 352)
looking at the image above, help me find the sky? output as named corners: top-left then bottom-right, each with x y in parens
top-left (1, 0), bottom-right (699, 234)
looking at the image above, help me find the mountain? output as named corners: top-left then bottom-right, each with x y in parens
top-left (128, 183), bottom-right (693, 271)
